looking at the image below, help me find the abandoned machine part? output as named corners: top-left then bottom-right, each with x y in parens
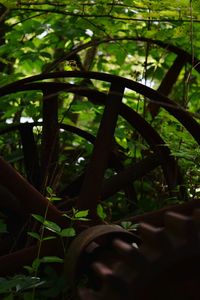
top-left (0, 67), bottom-right (199, 299)
top-left (76, 209), bottom-right (200, 300)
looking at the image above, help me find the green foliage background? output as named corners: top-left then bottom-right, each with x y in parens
top-left (0, 1), bottom-right (199, 299)
top-left (0, 0), bottom-right (199, 212)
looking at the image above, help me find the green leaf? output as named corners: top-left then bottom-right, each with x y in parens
top-left (15, 276), bottom-right (43, 292)
top-left (32, 214), bottom-right (61, 233)
top-left (72, 217), bottom-right (90, 221)
top-left (43, 236), bottom-right (56, 241)
top-left (32, 214), bottom-right (44, 224)
top-left (0, 0), bottom-right (17, 8)
top-left (97, 204), bottom-right (107, 220)
top-left (0, 275), bottom-right (41, 294)
top-left (46, 186), bottom-right (53, 195)
top-left (43, 220), bottom-right (61, 233)
top-left (60, 227), bottom-right (76, 237)
top-left (51, 196), bottom-right (62, 201)
top-left (74, 209), bottom-right (89, 218)
top-left (120, 221), bottom-right (138, 230)
top-left (39, 256), bottom-right (64, 263)
top-left (27, 232), bottom-right (41, 240)
top-left (116, 50), bottom-right (126, 65)
top-left (120, 221), bottom-right (132, 229)
top-left (32, 258), bottom-right (41, 271)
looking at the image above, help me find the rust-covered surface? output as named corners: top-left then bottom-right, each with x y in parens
top-left (0, 69), bottom-right (199, 299)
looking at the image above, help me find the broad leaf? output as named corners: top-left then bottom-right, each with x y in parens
top-left (60, 227), bottom-right (76, 237)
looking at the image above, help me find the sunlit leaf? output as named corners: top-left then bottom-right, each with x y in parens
top-left (60, 227), bottom-right (76, 237)
top-left (74, 210), bottom-right (89, 218)
top-left (43, 220), bottom-right (61, 233)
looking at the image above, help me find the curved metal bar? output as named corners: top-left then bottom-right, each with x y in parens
top-left (0, 157), bottom-right (66, 225)
top-left (101, 153), bottom-right (162, 200)
top-left (0, 122), bottom-right (138, 203)
top-left (0, 71), bottom-right (199, 144)
top-left (0, 81), bottom-right (183, 194)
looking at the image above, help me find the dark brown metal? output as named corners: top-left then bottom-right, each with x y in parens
top-left (76, 82), bottom-right (124, 218)
top-left (64, 224), bottom-right (139, 288)
top-left (0, 80), bottom-right (186, 196)
top-left (78, 208), bottom-right (200, 300)
top-left (19, 124), bottom-right (41, 189)
top-left (41, 89), bottom-right (59, 190)
top-left (1, 71), bottom-right (200, 146)
top-left (101, 153), bottom-right (162, 200)
top-left (0, 70), bottom-right (199, 300)
top-left (0, 157), bottom-right (64, 225)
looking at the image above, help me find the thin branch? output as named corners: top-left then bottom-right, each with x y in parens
top-left (11, 7), bottom-right (200, 23)
top-left (82, 16), bottom-right (111, 37)
top-left (19, 1), bottom-right (67, 6)
top-left (10, 12), bottom-right (48, 28)
top-left (17, 1), bottom-right (160, 10)
top-left (44, 36), bottom-right (200, 73)
top-left (107, 0), bottom-right (115, 15)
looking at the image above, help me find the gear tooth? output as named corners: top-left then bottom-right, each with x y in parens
top-left (89, 261), bottom-right (128, 299)
top-left (164, 211), bottom-right (197, 246)
top-left (139, 222), bottom-right (165, 243)
top-left (92, 262), bottom-right (114, 280)
top-left (78, 210), bottom-right (200, 300)
top-left (113, 238), bottom-right (134, 253)
top-left (113, 238), bottom-right (147, 269)
top-left (85, 241), bottom-right (100, 254)
top-left (139, 222), bottom-right (170, 260)
top-left (91, 261), bottom-right (129, 298)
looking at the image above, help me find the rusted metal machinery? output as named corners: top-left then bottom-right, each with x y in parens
top-left (0, 65), bottom-right (199, 299)
top-left (70, 207), bottom-right (200, 300)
